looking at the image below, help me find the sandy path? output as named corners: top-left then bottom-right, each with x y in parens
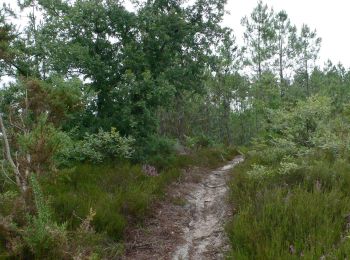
top-left (172, 156), bottom-right (244, 260)
top-left (123, 155), bottom-right (243, 260)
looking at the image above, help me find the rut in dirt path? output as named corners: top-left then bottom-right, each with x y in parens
top-left (172, 155), bottom-right (244, 260)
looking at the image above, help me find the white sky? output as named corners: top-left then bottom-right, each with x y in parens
top-left (223, 0), bottom-right (350, 69)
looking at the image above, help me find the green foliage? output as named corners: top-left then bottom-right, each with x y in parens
top-left (228, 183), bottom-right (350, 259)
top-left (65, 128), bottom-right (135, 164)
top-left (0, 189), bottom-right (21, 257)
top-left (27, 0), bottom-right (228, 139)
top-left (241, 0), bottom-right (276, 78)
top-left (184, 135), bottom-right (212, 150)
top-left (43, 147), bottom-right (232, 242)
top-left (43, 162), bottom-right (177, 240)
top-left (1, 0), bottom-right (348, 258)
top-left (296, 24), bottom-right (322, 95)
top-left (137, 135), bottom-right (176, 169)
top-left (227, 95), bottom-right (350, 258)
top-left (0, 8), bottom-right (17, 78)
top-left (18, 114), bottom-right (71, 172)
top-left (23, 175), bottom-right (68, 259)
top-left (190, 147), bottom-right (239, 168)
top-left (268, 95), bottom-right (332, 147)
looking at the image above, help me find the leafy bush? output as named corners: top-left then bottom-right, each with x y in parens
top-left (184, 134), bottom-right (213, 150)
top-left (64, 128), bottom-right (135, 164)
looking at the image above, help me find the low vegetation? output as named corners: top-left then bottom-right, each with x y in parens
top-left (1, 143), bottom-right (237, 258)
top-left (227, 95), bottom-right (350, 259)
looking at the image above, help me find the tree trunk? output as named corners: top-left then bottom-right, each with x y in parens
top-left (279, 35), bottom-right (284, 97)
top-left (257, 27), bottom-right (262, 80)
top-left (305, 59), bottom-right (309, 96)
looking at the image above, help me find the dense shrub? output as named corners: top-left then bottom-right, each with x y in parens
top-left (62, 128), bottom-right (135, 164)
top-left (134, 135), bottom-right (176, 168)
top-left (184, 134), bottom-right (213, 150)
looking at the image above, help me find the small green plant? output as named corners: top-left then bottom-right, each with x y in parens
top-left (23, 175), bottom-right (68, 259)
top-left (184, 135), bottom-right (213, 150)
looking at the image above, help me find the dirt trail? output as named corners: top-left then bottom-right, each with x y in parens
top-left (123, 155), bottom-right (243, 260)
top-left (172, 156), bottom-right (243, 259)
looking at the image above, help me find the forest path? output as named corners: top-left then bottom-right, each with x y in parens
top-left (123, 155), bottom-right (244, 260)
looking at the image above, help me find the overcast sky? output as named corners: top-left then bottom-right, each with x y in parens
top-left (223, 0), bottom-right (350, 69)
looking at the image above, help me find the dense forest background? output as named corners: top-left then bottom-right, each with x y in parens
top-left (1, 0), bottom-right (350, 258)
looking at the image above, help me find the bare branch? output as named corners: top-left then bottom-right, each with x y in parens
top-left (0, 160), bottom-right (17, 186)
top-left (0, 112), bottom-right (24, 192)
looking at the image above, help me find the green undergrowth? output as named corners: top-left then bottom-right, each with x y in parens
top-left (0, 146), bottom-right (238, 258)
top-left (226, 96), bottom-right (350, 259)
top-left (227, 157), bottom-right (350, 259)
top-left (40, 147), bottom-right (238, 251)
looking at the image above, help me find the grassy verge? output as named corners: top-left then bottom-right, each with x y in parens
top-left (226, 151), bottom-right (350, 259)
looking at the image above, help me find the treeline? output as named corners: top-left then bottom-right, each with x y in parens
top-left (0, 0), bottom-right (327, 157)
top-left (1, 0), bottom-right (350, 258)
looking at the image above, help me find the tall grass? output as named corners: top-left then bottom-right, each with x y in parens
top-left (43, 163), bottom-right (180, 240)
